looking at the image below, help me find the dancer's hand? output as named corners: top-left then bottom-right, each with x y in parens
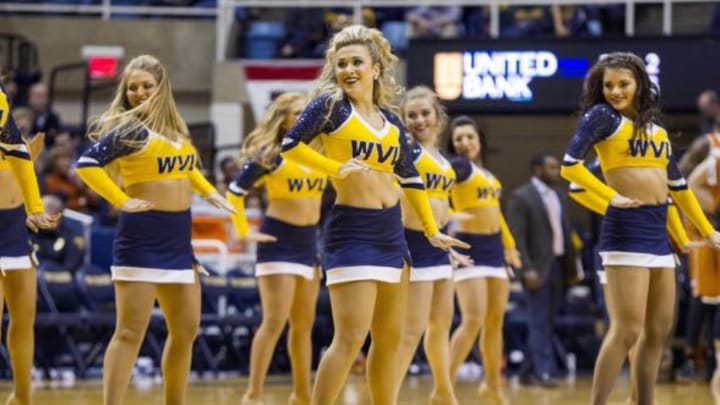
top-left (26, 212), bottom-right (61, 232)
top-left (120, 198), bottom-right (154, 213)
top-left (707, 231), bottom-right (720, 249)
top-left (338, 159), bottom-right (370, 178)
top-left (428, 232), bottom-right (470, 250)
top-left (609, 194), bottom-right (642, 208)
top-left (205, 191), bottom-right (236, 214)
top-left (682, 240), bottom-right (706, 253)
top-left (243, 232), bottom-right (278, 243)
top-left (449, 248), bottom-right (473, 268)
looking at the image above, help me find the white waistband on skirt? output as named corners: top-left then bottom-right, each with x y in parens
top-left (326, 266), bottom-right (403, 285)
top-left (256, 262), bottom-right (316, 280)
top-left (111, 266), bottom-right (196, 284)
top-left (454, 266), bottom-right (508, 282)
top-left (599, 251), bottom-right (676, 268)
top-left (410, 265), bottom-right (453, 282)
top-left (0, 255), bottom-right (34, 271)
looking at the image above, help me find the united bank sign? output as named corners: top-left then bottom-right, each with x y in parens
top-left (434, 51), bottom-right (559, 102)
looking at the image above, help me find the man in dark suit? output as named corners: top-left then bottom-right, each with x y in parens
top-left (507, 152), bottom-right (580, 387)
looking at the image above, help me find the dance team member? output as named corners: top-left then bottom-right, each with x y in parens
top-left (75, 55), bottom-right (233, 405)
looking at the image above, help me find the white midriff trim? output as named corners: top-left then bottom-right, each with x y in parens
top-left (410, 265), bottom-right (453, 282)
top-left (599, 251), bottom-right (675, 268)
top-left (453, 266), bottom-right (508, 282)
top-left (326, 265), bottom-right (403, 286)
top-left (111, 266), bottom-right (195, 284)
top-left (255, 262), bottom-right (316, 280)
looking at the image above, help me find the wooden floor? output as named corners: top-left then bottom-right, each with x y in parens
top-left (1, 375), bottom-right (717, 404)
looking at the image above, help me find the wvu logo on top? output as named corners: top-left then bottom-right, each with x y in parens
top-left (288, 177), bottom-right (325, 192)
top-left (628, 139), bottom-right (670, 158)
top-left (350, 140), bottom-right (400, 166)
top-left (158, 154), bottom-right (195, 173)
top-left (478, 187), bottom-right (501, 200)
top-left (425, 173), bottom-right (454, 191)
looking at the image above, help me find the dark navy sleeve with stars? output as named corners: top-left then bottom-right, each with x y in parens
top-left (227, 156), bottom-right (279, 196)
top-left (563, 103), bottom-right (622, 166)
top-left (409, 141), bottom-right (423, 163)
top-left (448, 156), bottom-right (473, 183)
top-left (281, 95), bottom-right (350, 151)
top-left (383, 111), bottom-right (424, 190)
top-left (0, 114), bottom-right (29, 160)
top-left (75, 126), bottom-right (149, 168)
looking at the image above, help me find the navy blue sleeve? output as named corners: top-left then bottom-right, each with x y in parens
top-left (587, 159), bottom-right (603, 180)
top-left (281, 95), bottom-right (343, 151)
top-left (449, 156), bottom-right (472, 182)
top-left (0, 114), bottom-right (29, 160)
top-left (563, 103), bottom-right (622, 166)
top-left (227, 158), bottom-right (272, 196)
top-left (385, 111), bottom-right (423, 189)
top-left (410, 142), bottom-right (422, 162)
top-left (667, 155), bottom-right (688, 191)
top-left (75, 126), bottom-right (149, 168)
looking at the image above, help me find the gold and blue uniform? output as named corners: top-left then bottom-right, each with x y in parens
top-left (0, 83), bottom-right (42, 271)
top-left (450, 157), bottom-right (516, 281)
top-left (281, 95), bottom-right (437, 285)
top-left (569, 159), bottom-right (690, 284)
top-left (227, 155), bottom-right (326, 280)
top-left (0, 83), bottom-right (44, 214)
top-left (405, 143), bottom-right (455, 282)
top-left (76, 125), bottom-right (216, 283)
top-left (562, 103), bottom-right (713, 268)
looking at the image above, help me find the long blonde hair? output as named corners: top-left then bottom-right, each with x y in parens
top-left (87, 54), bottom-right (189, 143)
top-left (400, 86), bottom-right (448, 146)
top-left (312, 24), bottom-right (401, 119)
top-left (240, 92), bottom-right (307, 168)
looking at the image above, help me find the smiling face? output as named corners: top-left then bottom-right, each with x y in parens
top-left (334, 44), bottom-right (379, 101)
top-left (125, 69), bottom-right (159, 109)
top-left (403, 97), bottom-right (439, 144)
top-left (451, 124), bottom-right (482, 160)
top-left (602, 67), bottom-right (637, 116)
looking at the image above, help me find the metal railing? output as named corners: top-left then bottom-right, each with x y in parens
top-left (1, 0), bottom-right (718, 62)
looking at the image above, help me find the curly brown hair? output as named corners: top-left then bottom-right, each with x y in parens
top-left (580, 52), bottom-right (661, 138)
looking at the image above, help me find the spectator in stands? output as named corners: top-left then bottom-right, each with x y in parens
top-left (28, 82), bottom-right (61, 145)
top-left (406, 6), bottom-right (463, 39)
top-left (598, 4), bottom-right (625, 35)
top-left (44, 147), bottom-right (98, 213)
top-left (464, 6), bottom-right (490, 38)
top-left (500, 5), bottom-right (553, 37)
top-left (698, 89), bottom-right (720, 136)
top-left (507, 153), bottom-right (580, 387)
top-left (551, 5), bottom-right (603, 37)
top-left (218, 156), bottom-right (239, 189)
top-left (32, 195), bottom-right (85, 274)
top-left (53, 129), bottom-right (87, 161)
top-left (277, 8), bottom-right (329, 58)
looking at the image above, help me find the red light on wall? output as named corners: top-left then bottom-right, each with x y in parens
top-left (87, 56), bottom-right (119, 79)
